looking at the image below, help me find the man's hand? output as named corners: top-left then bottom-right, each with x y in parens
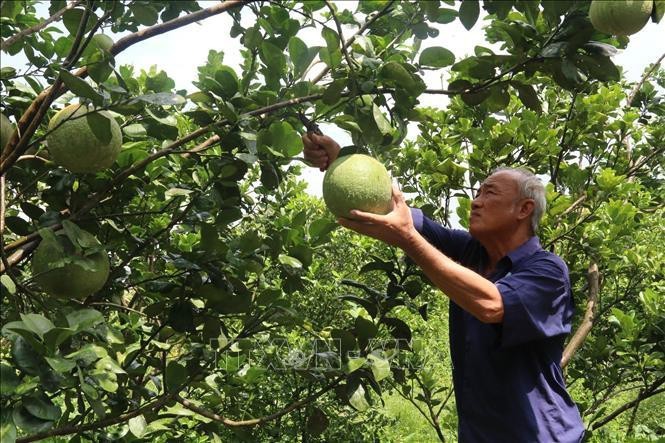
top-left (302, 132), bottom-right (340, 171)
top-left (338, 185), bottom-right (418, 250)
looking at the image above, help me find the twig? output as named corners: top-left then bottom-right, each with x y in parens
top-left (324, 0), bottom-right (358, 74)
top-left (311, 0), bottom-right (396, 84)
top-left (590, 377), bottom-right (665, 431)
top-left (622, 51), bottom-right (665, 169)
top-left (0, 0), bottom-right (84, 50)
top-left (0, 0), bottom-right (253, 175)
top-left (174, 376), bottom-right (343, 427)
top-left (561, 262), bottom-right (599, 368)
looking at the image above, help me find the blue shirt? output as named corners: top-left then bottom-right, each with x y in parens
top-left (412, 209), bottom-right (585, 443)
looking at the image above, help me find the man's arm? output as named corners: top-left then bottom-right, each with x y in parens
top-left (340, 186), bottom-right (504, 324)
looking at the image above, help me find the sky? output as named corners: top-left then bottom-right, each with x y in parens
top-left (4, 1), bottom-right (664, 199)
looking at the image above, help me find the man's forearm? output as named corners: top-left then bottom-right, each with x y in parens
top-left (400, 230), bottom-right (504, 323)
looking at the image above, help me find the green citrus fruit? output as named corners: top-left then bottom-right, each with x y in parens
top-left (322, 154), bottom-right (392, 219)
top-left (589, 0), bottom-right (653, 35)
top-left (46, 104), bottom-right (122, 173)
top-left (1, 112), bottom-right (14, 153)
top-left (32, 233), bottom-right (110, 300)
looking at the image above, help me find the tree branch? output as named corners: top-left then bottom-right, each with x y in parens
top-left (311, 0), bottom-right (396, 84)
top-left (561, 262), bottom-right (599, 368)
top-left (0, 0), bottom-right (253, 175)
top-left (16, 392), bottom-right (176, 443)
top-left (590, 377), bottom-right (665, 431)
top-left (622, 51), bottom-right (665, 169)
top-left (0, 0), bottom-right (84, 50)
top-left (174, 376), bottom-right (343, 427)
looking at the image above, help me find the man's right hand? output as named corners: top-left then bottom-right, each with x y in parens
top-left (302, 132), bottom-right (340, 171)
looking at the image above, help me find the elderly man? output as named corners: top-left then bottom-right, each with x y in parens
top-left (303, 132), bottom-right (585, 442)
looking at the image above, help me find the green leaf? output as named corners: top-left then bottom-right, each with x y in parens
top-left (19, 314), bottom-right (55, 338)
top-left (168, 301), bottom-right (195, 332)
top-left (165, 361), bottom-right (186, 392)
top-left (86, 112), bottom-right (113, 145)
top-left (45, 356), bottom-right (76, 373)
top-left (66, 309), bottom-right (104, 332)
top-left (289, 36), bottom-right (317, 78)
top-left (0, 275), bottom-right (16, 295)
top-left (23, 395), bottom-right (60, 421)
top-left (87, 51), bottom-right (115, 84)
top-left (345, 357), bottom-right (367, 373)
top-left (59, 69), bottom-right (103, 106)
top-left (267, 121), bottom-right (304, 157)
top-left (0, 364), bottom-right (20, 395)
top-left (419, 46), bottom-right (455, 68)
top-left (652, 0), bottom-right (665, 23)
top-left (367, 354), bottom-right (391, 381)
top-left (62, 8), bottom-right (95, 36)
top-left (66, 344), bottom-right (108, 366)
top-left (0, 417), bottom-right (17, 443)
top-left (322, 79), bottom-right (347, 105)
top-left (513, 82), bottom-right (541, 113)
top-left (0, 0), bottom-right (22, 19)
top-left (43, 328), bottom-right (76, 353)
top-left (128, 415), bottom-right (147, 438)
top-left (348, 384), bottom-right (369, 411)
top-left (354, 317), bottom-right (378, 342)
top-left (12, 407), bottom-right (52, 434)
top-left (381, 317), bottom-right (412, 343)
top-left (372, 104), bottom-right (392, 135)
top-left (136, 92), bottom-right (186, 106)
top-left (459, 0), bottom-right (480, 30)
top-left (131, 3), bottom-right (159, 26)
top-left (321, 27), bottom-right (342, 67)
top-left (260, 41), bottom-right (286, 71)
top-left (380, 61), bottom-right (418, 94)
top-left (278, 254), bottom-right (303, 269)
top-left (213, 67), bottom-right (239, 100)
top-left (306, 408), bottom-right (329, 436)
top-left (62, 220), bottom-right (100, 250)
top-left (11, 337), bottom-right (43, 376)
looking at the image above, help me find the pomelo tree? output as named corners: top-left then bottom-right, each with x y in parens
top-left (1, 1), bottom-right (663, 442)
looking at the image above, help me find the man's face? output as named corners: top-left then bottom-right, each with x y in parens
top-left (469, 171), bottom-right (524, 238)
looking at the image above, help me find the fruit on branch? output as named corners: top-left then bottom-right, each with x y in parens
top-left (32, 228), bottom-right (110, 300)
top-left (46, 104), bottom-right (122, 173)
top-left (322, 154), bottom-right (392, 219)
top-left (589, 0), bottom-right (653, 35)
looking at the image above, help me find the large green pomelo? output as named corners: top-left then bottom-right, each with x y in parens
top-left (32, 234), bottom-right (110, 300)
top-left (589, 0), bottom-right (653, 35)
top-left (46, 104), bottom-right (122, 173)
top-left (1, 112), bottom-right (14, 153)
top-left (322, 154), bottom-right (392, 219)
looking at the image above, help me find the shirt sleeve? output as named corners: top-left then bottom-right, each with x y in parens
top-left (410, 208), bottom-right (473, 262)
top-left (496, 255), bottom-right (573, 348)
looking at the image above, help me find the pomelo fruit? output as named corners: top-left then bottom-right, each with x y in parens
top-left (589, 0), bottom-right (653, 35)
top-left (1, 112), bottom-right (14, 152)
top-left (32, 232), bottom-right (110, 300)
top-left (322, 154), bottom-right (392, 219)
top-left (46, 104), bottom-right (122, 173)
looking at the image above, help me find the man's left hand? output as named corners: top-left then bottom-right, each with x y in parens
top-left (338, 185), bottom-right (418, 250)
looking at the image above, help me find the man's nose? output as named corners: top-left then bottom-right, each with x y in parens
top-left (471, 198), bottom-right (481, 209)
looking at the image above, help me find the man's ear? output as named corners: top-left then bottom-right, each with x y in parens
top-left (517, 199), bottom-right (535, 221)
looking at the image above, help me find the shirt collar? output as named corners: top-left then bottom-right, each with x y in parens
top-left (505, 236), bottom-right (542, 267)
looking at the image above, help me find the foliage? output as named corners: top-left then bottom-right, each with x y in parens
top-left (0, 1), bottom-right (663, 442)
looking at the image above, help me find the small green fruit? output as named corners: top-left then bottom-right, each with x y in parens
top-left (1, 112), bottom-right (14, 152)
top-left (32, 233), bottom-right (110, 300)
top-left (589, 0), bottom-right (653, 35)
top-left (46, 104), bottom-right (122, 173)
top-left (322, 154), bottom-right (392, 219)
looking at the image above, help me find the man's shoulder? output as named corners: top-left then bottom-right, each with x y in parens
top-left (525, 248), bottom-right (569, 277)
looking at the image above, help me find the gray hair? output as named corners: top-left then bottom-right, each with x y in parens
top-left (490, 167), bottom-right (546, 233)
